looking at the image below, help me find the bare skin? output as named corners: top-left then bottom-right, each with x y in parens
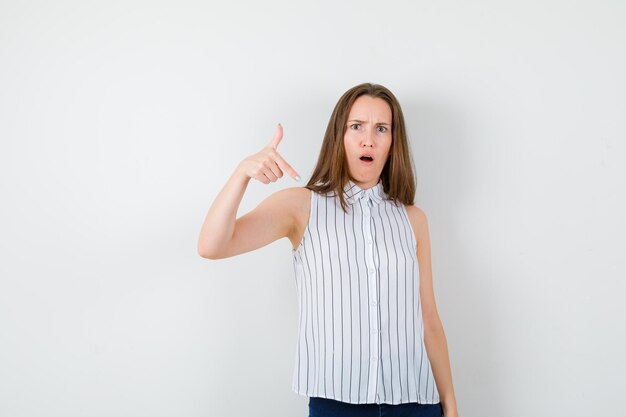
top-left (197, 123), bottom-right (303, 259)
top-left (197, 98), bottom-right (458, 416)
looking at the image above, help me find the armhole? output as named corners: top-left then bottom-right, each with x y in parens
top-left (292, 189), bottom-right (314, 254)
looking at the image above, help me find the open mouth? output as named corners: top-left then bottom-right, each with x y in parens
top-left (359, 155), bottom-right (374, 166)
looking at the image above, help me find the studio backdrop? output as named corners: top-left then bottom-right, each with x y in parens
top-left (0, 1), bottom-right (624, 416)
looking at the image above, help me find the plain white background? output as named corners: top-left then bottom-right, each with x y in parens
top-left (1, 1), bottom-right (624, 416)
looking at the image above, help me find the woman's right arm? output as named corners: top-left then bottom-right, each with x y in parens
top-left (197, 124), bottom-right (301, 260)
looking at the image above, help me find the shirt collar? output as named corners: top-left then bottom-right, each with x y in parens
top-left (343, 179), bottom-right (385, 205)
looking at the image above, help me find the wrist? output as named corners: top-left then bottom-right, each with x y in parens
top-left (232, 163), bottom-right (251, 183)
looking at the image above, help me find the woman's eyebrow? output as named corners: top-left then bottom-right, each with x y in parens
top-left (348, 119), bottom-right (391, 126)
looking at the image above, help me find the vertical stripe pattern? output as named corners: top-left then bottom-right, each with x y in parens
top-left (291, 179), bottom-right (440, 405)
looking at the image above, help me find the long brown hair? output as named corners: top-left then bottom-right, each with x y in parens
top-left (305, 82), bottom-right (417, 213)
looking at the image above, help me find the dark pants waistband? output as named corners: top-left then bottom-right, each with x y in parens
top-left (308, 396), bottom-right (443, 417)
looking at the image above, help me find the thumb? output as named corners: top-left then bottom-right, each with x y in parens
top-left (267, 123), bottom-right (283, 149)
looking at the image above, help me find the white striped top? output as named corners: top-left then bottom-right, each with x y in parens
top-left (291, 178), bottom-right (440, 405)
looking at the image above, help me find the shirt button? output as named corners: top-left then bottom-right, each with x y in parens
top-left (367, 239), bottom-right (372, 244)
top-left (369, 268), bottom-right (375, 274)
top-left (372, 356), bottom-right (378, 362)
top-left (371, 329), bottom-right (377, 335)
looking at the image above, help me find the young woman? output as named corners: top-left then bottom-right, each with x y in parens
top-left (198, 83), bottom-right (459, 417)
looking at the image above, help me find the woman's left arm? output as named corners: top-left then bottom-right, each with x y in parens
top-left (407, 205), bottom-right (459, 417)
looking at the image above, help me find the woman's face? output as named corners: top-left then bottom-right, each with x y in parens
top-left (343, 95), bottom-right (392, 189)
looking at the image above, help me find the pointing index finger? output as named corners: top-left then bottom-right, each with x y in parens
top-left (273, 151), bottom-right (301, 182)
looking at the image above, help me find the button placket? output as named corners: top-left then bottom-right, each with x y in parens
top-left (363, 192), bottom-right (379, 402)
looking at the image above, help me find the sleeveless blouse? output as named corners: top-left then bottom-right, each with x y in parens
top-left (290, 179), bottom-right (440, 405)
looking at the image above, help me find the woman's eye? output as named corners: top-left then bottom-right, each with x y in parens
top-left (377, 126), bottom-right (387, 133)
top-left (350, 123), bottom-right (360, 130)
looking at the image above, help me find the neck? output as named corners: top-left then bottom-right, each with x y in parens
top-left (353, 178), bottom-right (380, 189)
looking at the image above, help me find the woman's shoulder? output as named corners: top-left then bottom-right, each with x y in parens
top-left (278, 185), bottom-right (312, 200)
top-left (403, 204), bottom-right (428, 221)
top-left (276, 187), bottom-right (312, 249)
top-left (403, 204), bottom-right (429, 244)
top-left (269, 186), bottom-right (311, 216)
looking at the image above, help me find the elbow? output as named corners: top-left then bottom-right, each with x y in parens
top-left (197, 246), bottom-right (209, 259)
top-left (198, 236), bottom-right (233, 260)
top-left (197, 243), bottom-right (218, 260)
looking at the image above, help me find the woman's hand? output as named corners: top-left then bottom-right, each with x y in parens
top-left (237, 123), bottom-right (301, 184)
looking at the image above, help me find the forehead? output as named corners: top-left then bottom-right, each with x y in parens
top-left (348, 95), bottom-right (392, 122)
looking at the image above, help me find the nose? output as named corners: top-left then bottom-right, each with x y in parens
top-left (361, 129), bottom-right (374, 147)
